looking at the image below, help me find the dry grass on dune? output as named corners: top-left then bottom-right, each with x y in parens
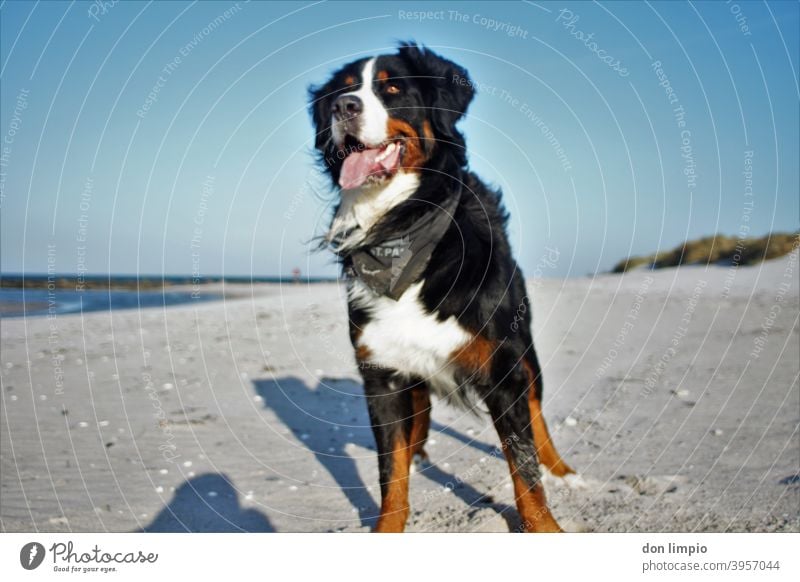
top-left (612, 231), bottom-right (799, 273)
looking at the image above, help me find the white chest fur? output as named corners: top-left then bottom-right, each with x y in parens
top-left (328, 172), bottom-right (420, 251)
top-left (349, 278), bottom-right (472, 396)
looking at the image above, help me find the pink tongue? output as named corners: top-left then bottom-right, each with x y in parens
top-left (338, 145), bottom-right (402, 189)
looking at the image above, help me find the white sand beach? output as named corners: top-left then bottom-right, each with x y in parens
top-left (1, 252), bottom-right (798, 533)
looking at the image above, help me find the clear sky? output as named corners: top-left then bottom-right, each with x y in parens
top-left (1, 0), bottom-right (797, 279)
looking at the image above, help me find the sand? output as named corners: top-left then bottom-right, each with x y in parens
top-left (1, 252), bottom-right (798, 533)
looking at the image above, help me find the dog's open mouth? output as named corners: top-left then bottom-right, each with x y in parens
top-left (338, 135), bottom-right (405, 190)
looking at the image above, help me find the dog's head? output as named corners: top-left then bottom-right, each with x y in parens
top-left (309, 43), bottom-right (475, 189)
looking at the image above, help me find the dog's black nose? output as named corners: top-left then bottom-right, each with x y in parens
top-left (332, 95), bottom-right (363, 119)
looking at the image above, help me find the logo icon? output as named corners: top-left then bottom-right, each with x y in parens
top-left (20, 542), bottom-right (45, 570)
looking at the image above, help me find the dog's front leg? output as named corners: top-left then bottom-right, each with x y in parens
top-left (483, 366), bottom-right (563, 533)
top-left (363, 370), bottom-right (414, 533)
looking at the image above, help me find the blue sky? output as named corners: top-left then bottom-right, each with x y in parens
top-left (1, 0), bottom-right (797, 278)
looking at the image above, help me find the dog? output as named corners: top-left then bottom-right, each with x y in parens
top-left (308, 43), bottom-right (574, 532)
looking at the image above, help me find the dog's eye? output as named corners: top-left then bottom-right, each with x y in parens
top-left (385, 84), bottom-right (401, 95)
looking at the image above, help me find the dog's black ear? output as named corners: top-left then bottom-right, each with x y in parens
top-left (398, 42), bottom-right (474, 163)
top-left (308, 80), bottom-right (334, 151)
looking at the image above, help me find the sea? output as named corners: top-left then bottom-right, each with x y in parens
top-left (0, 274), bottom-right (335, 318)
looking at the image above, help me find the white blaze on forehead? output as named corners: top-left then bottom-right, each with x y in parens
top-left (331, 58), bottom-right (389, 146)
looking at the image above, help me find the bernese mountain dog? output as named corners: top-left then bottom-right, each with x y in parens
top-left (309, 43), bottom-right (574, 533)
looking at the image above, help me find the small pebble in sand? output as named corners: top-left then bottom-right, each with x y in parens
top-left (183, 460), bottom-right (193, 467)
top-left (155, 486), bottom-right (164, 493)
top-left (78, 421), bottom-right (89, 428)
top-left (245, 491), bottom-right (254, 500)
top-left (9, 395), bottom-right (17, 401)
top-left (289, 485), bottom-right (298, 491)
top-left (75, 359), bottom-right (83, 365)
top-left (253, 395), bottom-right (263, 403)
top-left (676, 389), bottom-right (690, 397)
top-left (159, 469), bottom-right (168, 474)
top-left (564, 416), bottom-right (578, 427)
top-left (39, 394), bottom-right (47, 401)
top-left (187, 471), bottom-right (195, 477)
top-left (162, 383), bottom-right (174, 390)
top-left (49, 516), bottom-right (69, 525)
top-left (428, 439), bottom-right (437, 446)
top-left (466, 428), bottom-right (475, 436)
top-left (98, 420), bottom-right (109, 427)
top-left (711, 428), bottom-right (724, 436)
top-left (240, 372), bottom-right (248, 379)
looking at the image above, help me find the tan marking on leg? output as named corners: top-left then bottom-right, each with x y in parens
top-left (374, 431), bottom-right (411, 533)
top-left (505, 457), bottom-right (562, 533)
top-left (409, 386), bottom-right (431, 459)
top-left (523, 361), bottom-right (574, 477)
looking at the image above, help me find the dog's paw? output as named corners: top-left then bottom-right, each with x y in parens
top-left (541, 468), bottom-right (600, 490)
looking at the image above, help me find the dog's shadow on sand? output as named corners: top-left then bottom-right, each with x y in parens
top-left (254, 376), bottom-right (519, 531)
top-left (143, 473), bottom-right (274, 532)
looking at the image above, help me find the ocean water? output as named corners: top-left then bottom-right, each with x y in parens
top-left (0, 288), bottom-right (221, 318)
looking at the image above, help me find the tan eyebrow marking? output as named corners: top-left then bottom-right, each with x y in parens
top-left (376, 70), bottom-right (389, 81)
top-left (344, 75), bottom-right (355, 85)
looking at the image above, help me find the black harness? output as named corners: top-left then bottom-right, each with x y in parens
top-left (340, 191), bottom-right (461, 301)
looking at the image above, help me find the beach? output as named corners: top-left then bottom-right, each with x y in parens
top-left (1, 254), bottom-right (798, 533)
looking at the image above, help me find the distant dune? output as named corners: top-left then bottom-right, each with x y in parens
top-left (612, 232), bottom-right (799, 273)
